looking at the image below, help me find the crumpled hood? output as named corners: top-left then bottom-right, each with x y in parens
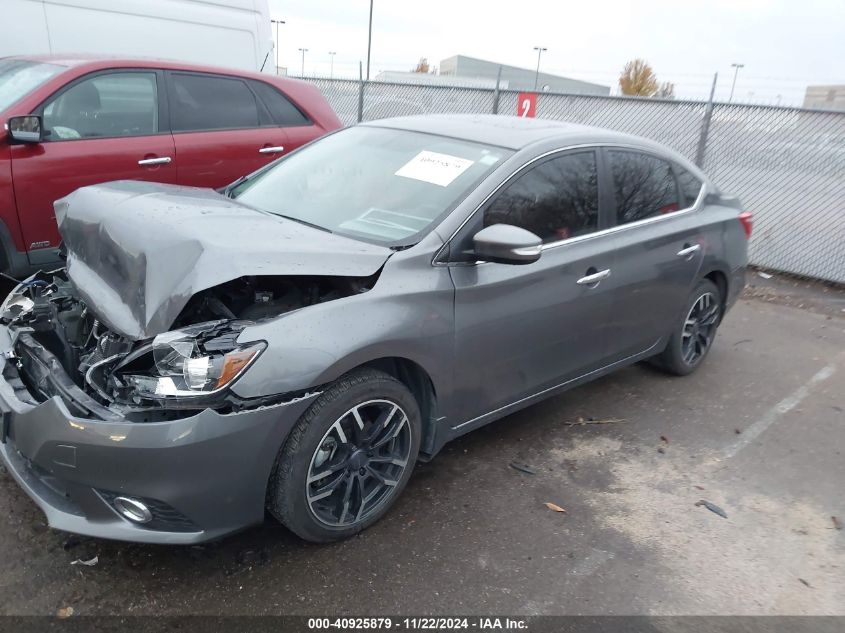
top-left (54, 181), bottom-right (392, 340)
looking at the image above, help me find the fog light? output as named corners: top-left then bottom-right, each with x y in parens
top-left (113, 496), bottom-right (153, 524)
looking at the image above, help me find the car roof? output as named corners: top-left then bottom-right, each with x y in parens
top-left (4, 54), bottom-right (297, 84)
top-left (366, 113), bottom-right (671, 153)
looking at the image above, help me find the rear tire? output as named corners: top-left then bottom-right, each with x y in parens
top-left (267, 368), bottom-right (421, 542)
top-left (654, 279), bottom-right (723, 376)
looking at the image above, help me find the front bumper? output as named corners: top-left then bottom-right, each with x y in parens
top-left (0, 327), bottom-right (318, 544)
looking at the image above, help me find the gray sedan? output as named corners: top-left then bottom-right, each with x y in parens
top-left (0, 115), bottom-right (749, 543)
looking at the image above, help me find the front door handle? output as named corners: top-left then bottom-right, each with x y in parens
top-left (138, 156), bottom-right (172, 166)
top-left (677, 243), bottom-right (701, 258)
top-left (577, 268), bottom-right (611, 286)
top-left (259, 146), bottom-right (285, 154)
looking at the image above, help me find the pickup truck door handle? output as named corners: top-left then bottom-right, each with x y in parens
top-left (677, 243), bottom-right (701, 258)
top-left (138, 156), bottom-right (172, 166)
top-left (259, 146), bottom-right (285, 154)
top-left (576, 269), bottom-right (611, 285)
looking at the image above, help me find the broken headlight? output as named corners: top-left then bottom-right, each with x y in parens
top-left (120, 324), bottom-right (265, 398)
top-left (0, 276), bottom-right (48, 320)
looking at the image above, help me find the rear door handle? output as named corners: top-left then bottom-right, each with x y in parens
top-left (138, 156), bottom-right (172, 166)
top-left (677, 244), bottom-right (701, 258)
top-left (259, 146), bottom-right (285, 154)
top-left (576, 269), bottom-right (611, 285)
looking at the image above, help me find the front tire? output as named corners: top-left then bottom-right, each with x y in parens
top-left (655, 279), bottom-right (723, 376)
top-left (268, 369), bottom-right (421, 542)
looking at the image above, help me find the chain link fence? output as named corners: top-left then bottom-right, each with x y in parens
top-left (304, 77), bottom-right (845, 284)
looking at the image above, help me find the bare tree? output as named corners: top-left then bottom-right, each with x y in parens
top-left (411, 57), bottom-right (430, 73)
top-left (655, 81), bottom-right (676, 99)
top-left (619, 59), bottom-right (659, 97)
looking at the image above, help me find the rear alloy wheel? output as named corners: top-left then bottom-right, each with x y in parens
top-left (655, 278), bottom-right (723, 376)
top-left (680, 291), bottom-right (720, 366)
top-left (268, 369), bottom-right (421, 542)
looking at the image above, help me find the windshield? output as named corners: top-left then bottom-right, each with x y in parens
top-left (0, 60), bottom-right (64, 113)
top-left (232, 126), bottom-right (512, 244)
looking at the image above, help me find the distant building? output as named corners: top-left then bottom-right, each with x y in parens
top-left (374, 70), bottom-right (506, 89)
top-left (439, 55), bottom-right (609, 95)
top-left (803, 85), bottom-right (845, 111)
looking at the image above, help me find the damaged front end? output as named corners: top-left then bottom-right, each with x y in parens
top-left (1, 270), bottom-right (376, 421)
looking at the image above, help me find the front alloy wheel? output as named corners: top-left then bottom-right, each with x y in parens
top-left (307, 400), bottom-right (412, 527)
top-left (268, 369), bottom-right (421, 542)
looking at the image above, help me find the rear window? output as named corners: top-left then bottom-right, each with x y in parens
top-left (250, 80), bottom-right (309, 126)
top-left (0, 59), bottom-right (64, 112)
top-left (609, 150), bottom-right (681, 225)
top-left (170, 73), bottom-right (259, 132)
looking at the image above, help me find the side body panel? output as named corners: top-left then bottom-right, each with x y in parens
top-left (603, 213), bottom-right (704, 362)
top-left (232, 233), bottom-right (457, 416)
top-left (170, 128), bottom-right (287, 189)
top-left (0, 142), bottom-right (27, 271)
top-left (697, 201), bottom-right (749, 306)
top-left (10, 136), bottom-right (177, 253)
top-left (448, 239), bottom-right (616, 426)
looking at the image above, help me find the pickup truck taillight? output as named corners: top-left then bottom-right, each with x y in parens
top-left (738, 211), bottom-right (753, 239)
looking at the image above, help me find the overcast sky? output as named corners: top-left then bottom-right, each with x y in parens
top-left (268, 0), bottom-right (844, 105)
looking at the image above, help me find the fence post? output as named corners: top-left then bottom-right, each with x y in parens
top-left (491, 65), bottom-right (502, 114)
top-left (356, 61), bottom-right (365, 124)
top-left (695, 72), bottom-right (718, 168)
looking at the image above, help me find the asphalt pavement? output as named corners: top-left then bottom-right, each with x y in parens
top-left (0, 276), bottom-right (843, 616)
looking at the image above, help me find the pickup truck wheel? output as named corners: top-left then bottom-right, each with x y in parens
top-left (655, 279), bottom-right (722, 376)
top-left (268, 369), bottom-right (421, 542)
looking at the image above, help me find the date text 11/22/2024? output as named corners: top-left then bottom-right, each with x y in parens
top-left (307, 617), bottom-right (529, 630)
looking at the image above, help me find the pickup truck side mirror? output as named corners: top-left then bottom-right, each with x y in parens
top-left (7, 115), bottom-right (44, 143)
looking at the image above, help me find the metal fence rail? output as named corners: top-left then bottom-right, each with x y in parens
top-left (305, 76), bottom-right (845, 284)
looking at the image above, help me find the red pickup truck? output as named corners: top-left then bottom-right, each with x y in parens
top-left (0, 56), bottom-right (341, 276)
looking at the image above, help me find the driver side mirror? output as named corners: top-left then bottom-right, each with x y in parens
top-left (472, 224), bottom-right (542, 265)
top-left (7, 115), bottom-right (44, 143)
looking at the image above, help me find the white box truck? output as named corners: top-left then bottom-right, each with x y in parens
top-left (2, 0), bottom-right (275, 73)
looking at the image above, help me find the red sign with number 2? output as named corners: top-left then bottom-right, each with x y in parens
top-left (517, 92), bottom-right (537, 118)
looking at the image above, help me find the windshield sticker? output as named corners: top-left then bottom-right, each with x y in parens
top-left (479, 154), bottom-right (501, 166)
top-left (395, 151), bottom-right (475, 187)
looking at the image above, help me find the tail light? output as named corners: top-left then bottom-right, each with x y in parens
top-left (738, 211), bottom-right (753, 239)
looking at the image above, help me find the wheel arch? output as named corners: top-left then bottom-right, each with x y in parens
top-left (354, 357), bottom-right (439, 456)
top-left (702, 267), bottom-right (729, 317)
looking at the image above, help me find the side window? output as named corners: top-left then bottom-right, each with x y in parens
top-left (609, 151), bottom-right (680, 224)
top-left (250, 80), bottom-right (310, 126)
top-left (170, 73), bottom-right (259, 132)
top-left (42, 72), bottom-right (158, 140)
top-left (484, 151), bottom-right (599, 243)
top-left (676, 166), bottom-right (703, 208)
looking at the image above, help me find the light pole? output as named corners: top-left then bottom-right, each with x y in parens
top-left (366, 0), bottom-right (374, 80)
top-left (298, 47), bottom-right (308, 77)
top-left (270, 19), bottom-right (285, 74)
top-left (533, 46), bottom-right (547, 91)
top-left (729, 63), bottom-right (744, 102)
top-left (329, 51), bottom-right (336, 79)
